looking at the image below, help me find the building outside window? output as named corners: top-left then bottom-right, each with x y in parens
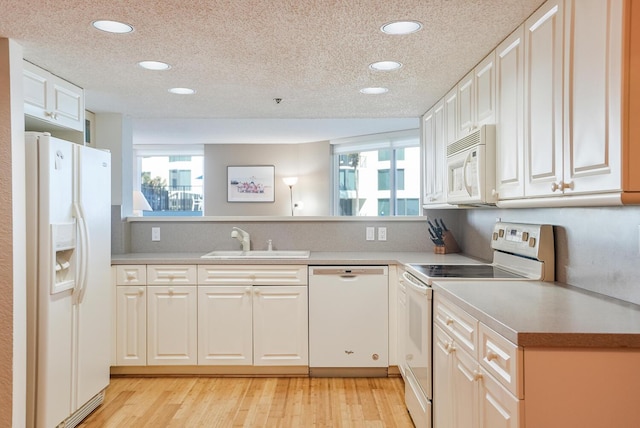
top-left (134, 147), bottom-right (204, 216)
top-left (332, 130), bottom-right (420, 216)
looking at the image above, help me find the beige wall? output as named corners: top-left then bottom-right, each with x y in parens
top-left (204, 141), bottom-right (331, 216)
top-left (0, 38), bottom-right (26, 428)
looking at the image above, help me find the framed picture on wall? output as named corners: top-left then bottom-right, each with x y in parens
top-left (227, 165), bottom-right (275, 202)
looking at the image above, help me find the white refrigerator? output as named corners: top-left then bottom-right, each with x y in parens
top-left (25, 132), bottom-right (111, 428)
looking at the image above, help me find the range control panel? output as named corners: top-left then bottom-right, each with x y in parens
top-left (491, 222), bottom-right (554, 262)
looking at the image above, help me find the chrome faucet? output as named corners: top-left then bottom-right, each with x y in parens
top-left (231, 227), bottom-right (251, 251)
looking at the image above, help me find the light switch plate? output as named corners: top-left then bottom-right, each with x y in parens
top-left (378, 227), bottom-right (387, 241)
top-left (152, 227), bottom-right (161, 241)
top-left (366, 227), bottom-right (375, 241)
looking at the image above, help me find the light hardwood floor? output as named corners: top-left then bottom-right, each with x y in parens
top-left (78, 377), bottom-right (415, 427)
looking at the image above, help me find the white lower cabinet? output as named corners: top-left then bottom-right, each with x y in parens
top-left (252, 285), bottom-right (308, 366)
top-left (147, 285), bottom-right (198, 365)
top-left (115, 286), bottom-right (146, 366)
top-left (434, 295), bottom-right (522, 428)
top-left (115, 264), bottom-right (309, 369)
top-left (198, 286), bottom-right (253, 365)
top-left (197, 285), bottom-right (308, 366)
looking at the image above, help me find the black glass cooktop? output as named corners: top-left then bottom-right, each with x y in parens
top-left (409, 264), bottom-right (525, 279)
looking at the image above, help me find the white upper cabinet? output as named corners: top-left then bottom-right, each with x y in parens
top-left (523, 0), bottom-right (565, 198)
top-left (562, 0), bottom-right (623, 195)
top-left (496, 25), bottom-right (526, 200)
top-left (457, 52), bottom-right (497, 140)
top-left (457, 71), bottom-right (475, 138)
top-left (444, 86), bottom-right (459, 146)
top-left (498, 0), bottom-right (632, 206)
top-left (475, 52), bottom-right (497, 127)
top-left (422, 100), bottom-right (447, 206)
top-left (23, 60), bottom-right (84, 132)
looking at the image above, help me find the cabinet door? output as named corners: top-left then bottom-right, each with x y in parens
top-left (444, 87), bottom-right (458, 146)
top-left (23, 60), bottom-right (84, 132)
top-left (458, 71), bottom-right (475, 137)
top-left (475, 52), bottom-right (496, 127)
top-left (116, 286), bottom-right (146, 366)
top-left (147, 286), bottom-right (197, 365)
top-left (423, 101), bottom-right (446, 205)
top-left (452, 346), bottom-right (480, 428)
top-left (422, 107), bottom-right (436, 204)
top-left (253, 286), bottom-right (308, 366)
top-left (197, 286), bottom-right (253, 365)
top-left (563, 0), bottom-right (623, 194)
top-left (496, 26), bottom-right (526, 200)
top-left (433, 100), bottom-right (446, 203)
top-left (397, 271), bottom-right (407, 378)
top-left (433, 325), bottom-right (454, 428)
top-left (478, 368), bottom-right (521, 428)
top-left (524, 1), bottom-right (564, 197)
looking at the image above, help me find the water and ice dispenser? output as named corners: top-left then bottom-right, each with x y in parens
top-left (51, 222), bottom-right (76, 294)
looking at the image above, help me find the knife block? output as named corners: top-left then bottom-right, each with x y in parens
top-left (434, 231), bottom-right (461, 254)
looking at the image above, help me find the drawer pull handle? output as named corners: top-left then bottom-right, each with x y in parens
top-left (168, 288), bottom-right (174, 294)
top-left (138, 287), bottom-right (144, 294)
top-left (486, 350), bottom-right (499, 361)
top-left (473, 370), bottom-right (483, 381)
top-left (446, 317), bottom-right (454, 325)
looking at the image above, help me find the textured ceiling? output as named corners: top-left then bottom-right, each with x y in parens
top-left (0, 0), bottom-right (545, 142)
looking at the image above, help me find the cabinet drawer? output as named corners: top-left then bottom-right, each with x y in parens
top-left (147, 265), bottom-right (197, 285)
top-left (434, 295), bottom-right (478, 357)
top-left (115, 265), bottom-right (147, 285)
top-left (479, 323), bottom-right (523, 398)
top-left (198, 265), bottom-right (307, 286)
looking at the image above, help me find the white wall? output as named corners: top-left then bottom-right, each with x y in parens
top-left (204, 141), bottom-right (331, 216)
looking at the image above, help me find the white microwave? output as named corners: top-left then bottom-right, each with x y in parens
top-left (446, 125), bottom-right (497, 205)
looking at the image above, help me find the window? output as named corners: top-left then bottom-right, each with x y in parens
top-left (331, 130), bottom-right (420, 216)
top-left (134, 147), bottom-right (204, 216)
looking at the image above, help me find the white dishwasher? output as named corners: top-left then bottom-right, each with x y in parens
top-left (308, 266), bottom-right (388, 377)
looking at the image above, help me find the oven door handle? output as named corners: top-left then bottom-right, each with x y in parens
top-left (402, 272), bottom-right (429, 295)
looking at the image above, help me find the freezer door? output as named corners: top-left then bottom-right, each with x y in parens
top-left (73, 145), bottom-right (111, 411)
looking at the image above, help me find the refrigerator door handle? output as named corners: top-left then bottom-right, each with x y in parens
top-left (73, 202), bottom-right (90, 304)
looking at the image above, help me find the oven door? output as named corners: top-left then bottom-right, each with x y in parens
top-left (403, 271), bottom-right (433, 392)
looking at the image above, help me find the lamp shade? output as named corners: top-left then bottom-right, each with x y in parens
top-left (282, 176), bottom-right (298, 187)
top-left (133, 190), bottom-right (152, 212)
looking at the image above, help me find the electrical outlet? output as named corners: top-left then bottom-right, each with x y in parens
top-left (151, 227), bottom-right (161, 242)
top-left (366, 226), bottom-right (375, 241)
top-left (378, 227), bottom-right (387, 241)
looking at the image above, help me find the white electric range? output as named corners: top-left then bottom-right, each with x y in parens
top-left (401, 221), bottom-right (555, 428)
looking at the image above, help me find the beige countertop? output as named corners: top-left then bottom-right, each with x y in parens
top-left (111, 251), bottom-right (482, 266)
top-left (433, 280), bottom-right (640, 349)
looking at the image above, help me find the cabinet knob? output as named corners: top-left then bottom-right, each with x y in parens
top-left (138, 287), bottom-right (144, 294)
top-left (473, 370), bottom-right (483, 381)
top-left (551, 181), bottom-right (574, 192)
top-left (486, 350), bottom-right (499, 362)
top-left (168, 288), bottom-right (174, 294)
top-left (254, 288), bottom-right (261, 295)
top-left (245, 287), bottom-right (251, 294)
top-left (446, 317), bottom-right (454, 326)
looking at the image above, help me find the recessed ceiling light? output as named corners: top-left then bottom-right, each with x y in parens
top-left (138, 61), bottom-right (171, 71)
top-left (91, 20), bottom-right (134, 34)
top-left (360, 87), bottom-right (389, 95)
top-left (369, 61), bottom-right (403, 71)
top-left (381, 20), bottom-right (423, 35)
top-left (168, 87), bottom-right (196, 95)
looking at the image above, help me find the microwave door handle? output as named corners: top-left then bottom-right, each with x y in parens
top-left (462, 151), bottom-right (473, 196)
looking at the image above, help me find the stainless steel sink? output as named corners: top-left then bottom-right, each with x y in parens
top-left (201, 250), bottom-right (310, 259)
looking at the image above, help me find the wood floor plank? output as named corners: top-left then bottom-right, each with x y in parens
top-left (78, 376), bottom-right (415, 427)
